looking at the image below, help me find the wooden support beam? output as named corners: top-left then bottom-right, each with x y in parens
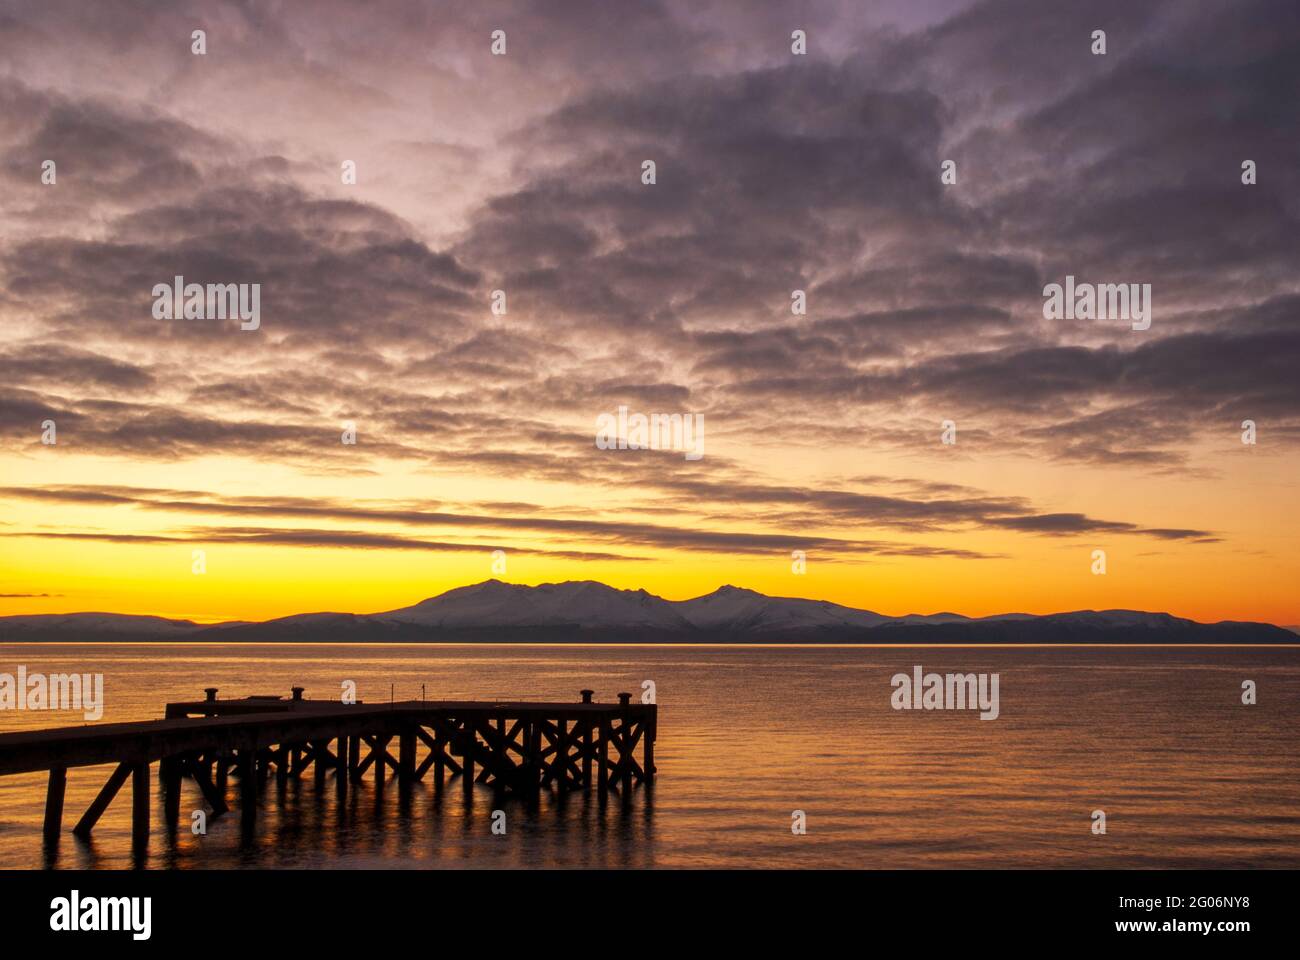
top-left (355, 735), bottom-right (378, 777)
top-left (514, 719), bottom-right (529, 792)
top-left (537, 720), bottom-right (558, 788)
top-left (606, 719), bottom-right (647, 788)
top-left (616, 723), bottom-right (641, 780)
top-left (355, 734), bottom-right (397, 779)
top-left (313, 740), bottom-right (328, 789)
top-left (644, 713), bottom-right (655, 785)
top-left (189, 758), bottom-right (228, 816)
top-left (583, 722), bottom-right (593, 786)
top-left (399, 729), bottom-right (414, 788)
top-left (418, 721), bottom-right (463, 780)
top-left (538, 719), bottom-right (583, 790)
top-left (73, 762), bottom-right (132, 837)
top-left (564, 724), bottom-right (587, 788)
top-left (43, 766), bottom-right (67, 842)
top-left (370, 734), bottom-right (397, 775)
top-left (619, 709), bottom-right (634, 791)
top-left (502, 719), bottom-right (525, 759)
top-left (461, 725), bottom-right (474, 795)
top-left (131, 761), bottom-right (150, 848)
top-left (414, 744), bottom-right (436, 783)
top-left (466, 717), bottom-right (524, 787)
top-left (526, 720), bottom-right (543, 794)
top-left (597, 720), bottom-right (609, 796)
top-left (297, 741), bottom-right (314, 780)
top-left (410, 723), bottom-right (436, 780)
top-left (335, 734), bottom-right (348, 798)
top-left (530, 718), bottom-right (546, 790)
top-left (162, 757), bottom-right (182, 831)
top-left (238, 750), bottom-right (256, 821)
top-left (372, 735), bottom-right (390, 794)
top-left (413, 726), bottom-right (438, 782)
top-left (348, 735), bottom-right (361, 784)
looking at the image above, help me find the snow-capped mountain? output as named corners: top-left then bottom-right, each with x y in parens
top-left (378, 580), bottom-right (695, 630)
top-left (1034, 610), bottom-right (1189, 629)
top-left (0, 612), bottom-right (200, 635)
top-left (0, 581), bottom-right (1291, 644)
top-left (676, 585), bottom-right (893, 631)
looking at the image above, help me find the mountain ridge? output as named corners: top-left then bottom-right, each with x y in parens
top-left (0, 580), bottom-right (1293, 644)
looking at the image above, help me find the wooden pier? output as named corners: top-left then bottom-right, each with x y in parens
top-left (0, 687), bottom-right (656, 848)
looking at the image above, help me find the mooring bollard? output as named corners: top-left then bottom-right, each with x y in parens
top-left (617, 692), bottom-right (631, 706)
top-left (580, 689), bottom-right (594, 703)
top-left (204, 687), bottom-right (218, 702)
top-left (291, 686), bottom-right (304, 702)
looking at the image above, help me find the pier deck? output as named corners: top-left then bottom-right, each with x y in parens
top-left (0, 687), bottom-right (656, 849)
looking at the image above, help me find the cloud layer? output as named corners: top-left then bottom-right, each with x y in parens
top-left (1, 0), bottom-right (1296, 597)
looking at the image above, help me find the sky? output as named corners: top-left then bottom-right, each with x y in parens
top-left (0, 0), bottom-right (1297, 626)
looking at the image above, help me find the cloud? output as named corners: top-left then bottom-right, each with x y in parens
top-left (1, 0), bottom-right (1291, 586)
top-left (0, 482), bottom-right (1214, 554)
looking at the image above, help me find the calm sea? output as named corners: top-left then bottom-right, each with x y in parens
top-left (1, 643), bottom-right (1297, 869)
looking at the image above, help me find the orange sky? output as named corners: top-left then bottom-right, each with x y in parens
top-left (2, 1), bottom-right (1297, 628)
top-left (3, 430), bottom-right (1295, 625)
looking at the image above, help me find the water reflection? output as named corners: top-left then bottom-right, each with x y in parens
top-left (5, 643), bottom-right (1300, 869)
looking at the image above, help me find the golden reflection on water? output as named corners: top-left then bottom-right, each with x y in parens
top-left (1, 643), bottom-right (1298, 869)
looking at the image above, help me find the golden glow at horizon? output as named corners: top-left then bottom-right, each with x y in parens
top-left (2, 433), bottom-right (1296, 627)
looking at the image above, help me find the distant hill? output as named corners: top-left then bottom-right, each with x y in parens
top-left (1, 580), bottom-right (1294, 644)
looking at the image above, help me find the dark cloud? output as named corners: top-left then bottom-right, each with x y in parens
top-left (0, 482), bottom-right (1215, 550)
top-left (0, 0), bottom-right (1292, 579)
top-left (0, 345), bottom-right (155, 391)
top-left (984, 513), bottom-right (1212, 540)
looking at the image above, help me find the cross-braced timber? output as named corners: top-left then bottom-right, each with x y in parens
top-left (0, 687), bottom-right (656, 849)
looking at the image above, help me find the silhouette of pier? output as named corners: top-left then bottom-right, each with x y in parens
top-left (0, 687), bottom-right (656, 849)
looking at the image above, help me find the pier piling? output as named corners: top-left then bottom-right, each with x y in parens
top-left (43, 766), bottom-right (66, 843)
top-left (0, 686), bottom-right (657, 849)
top-left (131, 761), bottom-right (149, 848)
